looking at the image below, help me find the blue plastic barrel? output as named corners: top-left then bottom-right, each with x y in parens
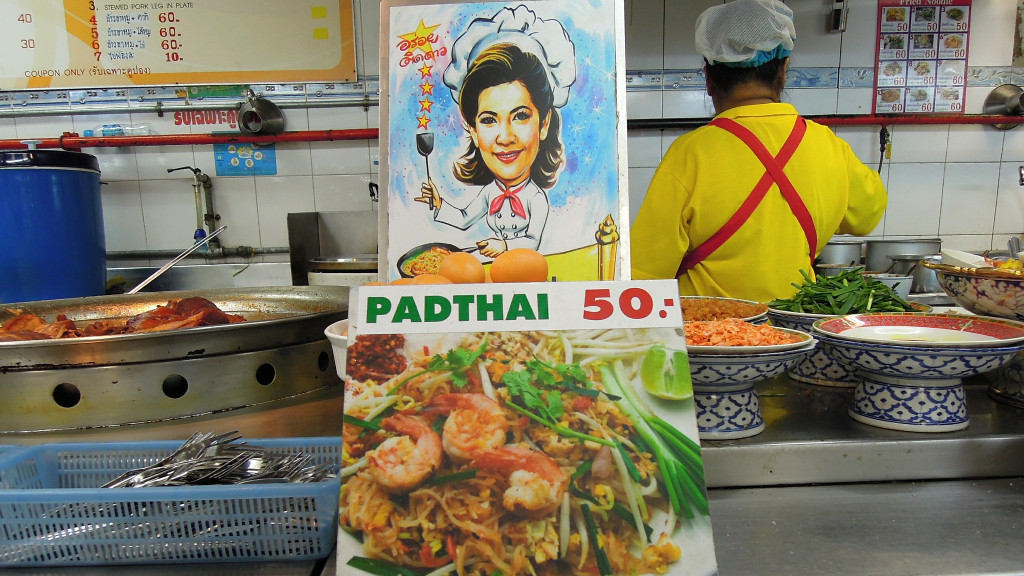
top-left (0, 150), bottom-right (105, 303)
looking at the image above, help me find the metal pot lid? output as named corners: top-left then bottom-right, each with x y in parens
top-left (309, 255), bottom-right (378, 271)
top-left (0, 149), bottom-right (99, 172)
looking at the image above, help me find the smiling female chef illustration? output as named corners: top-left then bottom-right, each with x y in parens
top-left (416, 5), bottom-right (576, 258)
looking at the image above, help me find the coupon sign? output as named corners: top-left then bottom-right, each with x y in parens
top-left (873, 1), bottom-right (970, 114)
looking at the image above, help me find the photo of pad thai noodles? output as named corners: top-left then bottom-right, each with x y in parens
top-left (340, 328), bottom-right (715, 576)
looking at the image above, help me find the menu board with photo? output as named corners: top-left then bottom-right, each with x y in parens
top-left (873, 0), bottom-right (971, 114)
top-left (338, 280), bottom-right (718, 576)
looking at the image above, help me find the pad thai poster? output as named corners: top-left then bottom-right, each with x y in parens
top-left (380, 0), bottom-right (629, 283)
top-left (338, 325), bottom-right (717, 576)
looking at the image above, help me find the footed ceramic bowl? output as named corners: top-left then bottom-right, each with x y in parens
top-left (688, 336), bottom-right (816, 440)
top-left (766, 308), bottom-right (860, 387)
top-left (812, 314), bottom-right (1024, 432)
top-left (923, 260), bottom-right (1024, 321)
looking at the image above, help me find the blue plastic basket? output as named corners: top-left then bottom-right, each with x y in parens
top-left (0, 437), bottom-right (341, 566)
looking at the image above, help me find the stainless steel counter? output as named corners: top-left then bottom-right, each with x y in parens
top-left (3, 377), bottom-right (1024, 575)
top-left (703, 377), bottom-right (1024, 487)
top-left (708, 477), bottom-right (1024, 576)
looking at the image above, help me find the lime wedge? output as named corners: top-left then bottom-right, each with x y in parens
top-left (641, 346), bottom-right (693, 401)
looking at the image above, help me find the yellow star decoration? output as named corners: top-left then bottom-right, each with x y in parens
top-left (399, 20), bottom-right (440, 55)
top-left (417, 114), bottom-right (431, 129)
top-left (420, 80), bottom-right (435, 96)
top-left (418, 64), bottom-right (433, 78)
top-left (419, 97), bottom-right (433, 113)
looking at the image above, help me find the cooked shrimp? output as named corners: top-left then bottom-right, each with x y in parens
top-left (473, 444), bottom-right (568, 519)
top-left (424, 392), bottom-right (509, 461)
top-left (367, 414), bottom-right (442, 493)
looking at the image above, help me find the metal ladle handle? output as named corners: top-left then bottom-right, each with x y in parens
top-left (128, 226), bottom-right (227, 294)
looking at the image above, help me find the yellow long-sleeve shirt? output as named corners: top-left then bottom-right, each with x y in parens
top-left (631, 103), bottom-right (886, 302)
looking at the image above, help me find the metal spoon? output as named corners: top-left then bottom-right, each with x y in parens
top-left (128, 225), bottom-right (227, 294)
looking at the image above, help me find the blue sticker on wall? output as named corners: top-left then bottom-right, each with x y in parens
top-left (214, 142), bottom-right (278, 176)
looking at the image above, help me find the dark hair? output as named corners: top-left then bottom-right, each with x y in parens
top-left (454, 43), bottom-right (564, 189)
top-left (704, 57), bottom-right (787, 99)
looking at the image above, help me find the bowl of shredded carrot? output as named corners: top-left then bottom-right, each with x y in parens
top-left (682, 319), bottom-right (816, 440)
top-left (683, 318), bottom-right (813, 354)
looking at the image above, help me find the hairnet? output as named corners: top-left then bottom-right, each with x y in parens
top-left (695, 0), bottom-right (796, 68)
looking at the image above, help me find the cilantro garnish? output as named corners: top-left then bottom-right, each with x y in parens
top-left (501, 360), bottom-right (613, 447)
top-left (388, 337), bottom-right (488, 394)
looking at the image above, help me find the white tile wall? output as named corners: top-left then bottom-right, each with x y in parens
top-left (995, 162), bottom-right (1024, 234)
top-left (966, 1), bottom-right (1016, 66)
top-left (255, 176), bottom-right (317, 247)
top-left (663, 0), bottom-right (717, 69)
top-left (784, 89), bottom-right (838, 116)
top-left (835, 125), bottom-right (885, 167)
top-left (624, 0), bottom-right (665, 71)
top-left (884, 163), bottom-right (944, 237)
top-left (139, 179), bottom-right (202, 251)
top-left (628, 167), bottom-right (656, 224)
top-left (840, 0), bottom-right (883, 68)
top-left (939, 162), bottom-right (1000, 235)
top-left (789, 3), bottom-right (842, 68)
top-left (100, 180), bottom-right (146, 252)
top-left (946, 125), bottom-right (1005, 162)
top-left (626, 92), bottom-right (665, 120)
top-left (836, 88), bottom-right (874, 115)
top-left (888, 125), bottom-right (950, 163)
top-left (209, 176), bottom-right (261, 249)
top-left (0, 118), bottom-right (17, 139)
top-left (627, 130), bottom-right (665, 168)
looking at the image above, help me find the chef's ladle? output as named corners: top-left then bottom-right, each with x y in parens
top-left (416, 132), bottom-right (434, 179)
top-left (416, 132), bottom-right (435, 208)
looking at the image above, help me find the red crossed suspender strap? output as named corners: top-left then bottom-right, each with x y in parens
top-left (675, 116), bottom-right (815, 277)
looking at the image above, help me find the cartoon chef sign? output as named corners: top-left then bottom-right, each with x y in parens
top-left (415, 5), bottom-right (576, 258)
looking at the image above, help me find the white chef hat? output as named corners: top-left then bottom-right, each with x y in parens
top-left (443, 5), bottom-right (576, 108)
top-left (695, 0), bottom-right (796, 68)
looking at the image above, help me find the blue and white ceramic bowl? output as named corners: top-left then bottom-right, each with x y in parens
top-left (811, 328), bottom-right (1024, 380)
top-left (688, 337), bottom-right (816, 440)
top-left (812, 327), bottom-right (1024, 432)
top-left (923, 260), bottom-right (1024, 322)
top-left (766, 308), bottom-right (860, 387)
top-left (688, 341), bottom-right (818, 386)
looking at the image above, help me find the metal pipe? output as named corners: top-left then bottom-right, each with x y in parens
top-left (0, 128), bottom-right (380, 150)
top-left (0, 95), bottom-right (375, 119)
top-left (107, 246), bottom-right (289, 259)
top-left (1, 114), bottom-right (1019, 151)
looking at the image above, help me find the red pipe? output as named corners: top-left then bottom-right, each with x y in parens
top-left (0, 128), bottom-right (380, 150)
top-left (0, 115), bottom-right (1020, 151)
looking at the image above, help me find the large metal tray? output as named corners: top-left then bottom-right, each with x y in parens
top-left (0, 286), bottom-right (349, 369)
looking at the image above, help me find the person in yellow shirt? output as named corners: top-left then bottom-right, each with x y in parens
top-left (630, 0), bottom-right (886, 302)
